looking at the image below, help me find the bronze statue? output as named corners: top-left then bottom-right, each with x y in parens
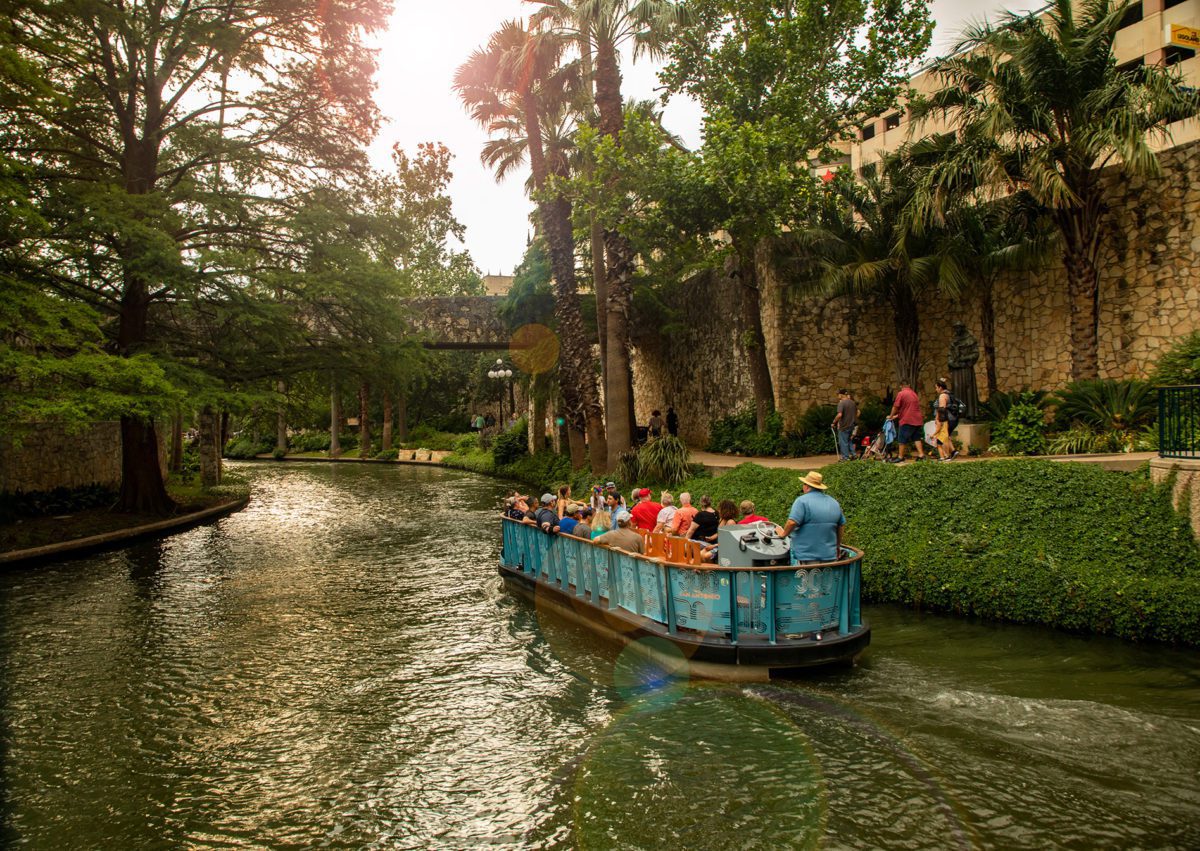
top-left (948, 322), bottom-right (980, 421)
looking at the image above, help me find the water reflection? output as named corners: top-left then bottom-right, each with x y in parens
top-left (0, 462), bottom-right (1197, 849)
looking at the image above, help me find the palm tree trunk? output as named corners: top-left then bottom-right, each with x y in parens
top-left (522, 92), bottom-right (606, 472)
top-left (396, 391), bottom-right (407, 443)
top-left (980, 277), bottom-right (998, 395)
top-left (593, 35), bottom-right (638, 468)
top-left (358, 382), bottom-right (371, 459)
top-left (736, 244), bottom-right (775, 432)
top-left (579, 28), bottom-right (610, 398)
top-left (330, 376), bottom-right (342, 457)
top-left (893, 281), bottom-right (921, 387)
top-left (1057, 189), bottom-right (1103, 380)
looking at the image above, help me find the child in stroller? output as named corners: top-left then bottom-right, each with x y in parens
top-left (859, 418), bottom-right (896, 461)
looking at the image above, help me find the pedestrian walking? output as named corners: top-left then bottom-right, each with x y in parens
top-left (888, 380), bottom-right (926, 462)
top-left (666, 406), bottom-right (679, 437)
top-left (832, 389), bottom-right (858, 461)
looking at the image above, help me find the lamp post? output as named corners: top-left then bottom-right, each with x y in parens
top-left (487, 358), bottom-right (513, 428)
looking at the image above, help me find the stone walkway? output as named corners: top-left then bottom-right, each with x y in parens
top-left (692, 449), bottom-right (1157, 474)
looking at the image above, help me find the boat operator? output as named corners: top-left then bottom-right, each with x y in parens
top-left (774, 471), bottom-right (845, 565)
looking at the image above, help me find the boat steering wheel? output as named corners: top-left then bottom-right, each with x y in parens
top-left (755, 520), bottom-right (775, 543)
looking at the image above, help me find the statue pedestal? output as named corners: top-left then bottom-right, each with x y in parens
top-left (955, 422), bottom-right (990, 453)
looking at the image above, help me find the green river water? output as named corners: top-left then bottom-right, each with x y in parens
top-left (1, 462), bottom-right (1198, 849)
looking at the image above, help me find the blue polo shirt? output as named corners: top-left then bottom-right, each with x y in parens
top-left (787, 491), bottom-right (846, 563)
top-left (558, 516), bottom-right (578, 536)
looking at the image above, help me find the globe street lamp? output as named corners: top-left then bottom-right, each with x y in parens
top-left (487, 358), bottom-right (513, 428)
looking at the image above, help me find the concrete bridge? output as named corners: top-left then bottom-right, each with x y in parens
top-left (407, 294), bottom-right (556, 350)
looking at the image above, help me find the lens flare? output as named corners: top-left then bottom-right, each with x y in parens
top-left (510, 324), bottom-right (559, 374)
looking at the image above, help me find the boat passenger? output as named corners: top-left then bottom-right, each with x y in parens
top-left (630, 487), bottom-right (662, 532)
top-left (652, 492), bottom-right (676, 534)
top-left (504, 496), bottom-right (534, 523)
top-left (603, 481), bottom-right (626, 509)
top-left (593, 511), bottom-right (645, 554)
top-left (739, 500), bottom-right (770, 525)
top-left (687, 495), bottom-right (720, 544)
top-left (604, 493), bottom-right (623, 530)
top-left (558, 503), bottom-right (581, 536)
top-left (671, 493), bottom-right (697, 538)
top-left (555, 485), bottom-right (572, 519)
top-left (717, 499), bottom-right (738, 529)
top-left (591, 508), bottom-right (611, 539)
top-left (775, 472), bottom-right (845, 564)
top-left (570, 506), bottom-right (593, 540)
top-left (535, 494), bottom-right (560, 534)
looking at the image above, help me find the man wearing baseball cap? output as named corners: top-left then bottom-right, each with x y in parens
top-left (629, 487), bottom-right (663, 532)
top-left (775, 472), bottom-right (845, 564)
top-left (594, 510), bottom-right (645, 554)
top-left (535, 493), bottom-right (560, 534)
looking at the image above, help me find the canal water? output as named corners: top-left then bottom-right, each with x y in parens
top-left (1, 463), bottom-right (1197, 849)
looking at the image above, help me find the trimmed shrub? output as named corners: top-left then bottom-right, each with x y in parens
top-left (638, 436), bottom-right (690, 486)
top-left (664, 461), bottom-right (1200, 645)
top-left (375, 449), bottom-right (399, 461)
top-left (493, 419), bottom-right (528, 467)
top-left (224, 436), bottom-right (271, 459)
top-left (992, 402), bottom-right (1047, 456)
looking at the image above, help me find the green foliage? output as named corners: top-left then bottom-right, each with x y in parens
top-left (493, 418), bottom-right (529, 467)
top-left (1151, 331), bottom-right (1200, 386)
top-left (401, 425), bottom-right (466, 451)
top-left (1052, 379), bottom-right (1156, 435)
top-left (706, 406), bottom-right (836, 457)
top-left (981, 390), bottom-right (1049, 424)
top-left (293, 431), bottom-right (332, 453)
top-left (454, 433), bottom-right (481, 454)
top-left (271, 447), bottom-right (287, 461)
top-left (662, 460), bottom-right (1200, 645)
top-left (637, 436), bottom-right (691, 486)
top-left (375, 449), bottom-right (399, 461)
top-left (614, 449), bottom-right (643, 486)
top-left (224, 436), bottom-right (272, 460)
top-left (991, 402), bottom-right (1048, 456)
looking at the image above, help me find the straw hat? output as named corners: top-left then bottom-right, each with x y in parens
top-left (799, 471), bottom-right (827, 490)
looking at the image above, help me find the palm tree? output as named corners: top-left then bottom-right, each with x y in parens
top-left (455, 21), bottom-right (607, 471)
top-left (802, 155), bottom-right (940, 386)
top-left (526, 0), bottom-right (687, 468)
top-left (912, 0), bottom-right (1199, 380)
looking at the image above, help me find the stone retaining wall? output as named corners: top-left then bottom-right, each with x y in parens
top-left (1, 423), bottom-right (122, 494)
top-left (633, 140), bottom-right (1200, 444)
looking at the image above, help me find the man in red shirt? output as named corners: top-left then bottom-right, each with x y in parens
top-left (739, 500), bottom-right (771, 525)
top-left (629, 487), bottom-right (663, 532)
top-left (889, 380), bottom-right (926, 461)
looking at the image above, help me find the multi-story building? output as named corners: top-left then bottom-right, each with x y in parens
top-left (845, 0), bottom-right (1199, 175)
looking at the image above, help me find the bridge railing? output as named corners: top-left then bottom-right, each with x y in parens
top-left (1159, 385), bottom-right (1200, 459)
top-left (501, 519), bottom-right (863, 644)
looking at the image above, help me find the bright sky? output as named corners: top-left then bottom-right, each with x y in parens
top-left (367, 0), bottom-right (1044, 275)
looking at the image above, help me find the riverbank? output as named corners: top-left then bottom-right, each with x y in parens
top-left (446, 447), bottom-right (1200, 645)
top-left (0, 478), bottom-right (251, 565)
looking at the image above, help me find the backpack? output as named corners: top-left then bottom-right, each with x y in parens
top-left (949, 395), bottom-right (967, 419)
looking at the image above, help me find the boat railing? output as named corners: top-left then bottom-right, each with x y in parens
top-left (500, 518), bottom-right (864, 644)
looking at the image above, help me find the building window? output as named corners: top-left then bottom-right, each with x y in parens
top-left (1118, 2), bottom-right (1142, 29)
top-left (1116, 56), bottom-right (1144, 76)
top-left (1165, 45), bottom-right (1196, 67)
top-left (884, 113), bottom-right (901, 130)
top-left (861, 123), bottom-right (876, 141)
top-left (1164, 0), bottom-right (1186, 9)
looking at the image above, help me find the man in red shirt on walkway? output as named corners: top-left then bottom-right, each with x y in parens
top-left (629, 487), bottom-right (663, 532)
top-left (889, 380), bottom-right (927, 462)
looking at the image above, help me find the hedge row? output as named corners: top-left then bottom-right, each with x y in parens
top-left (457, 449), bottom-right (1200, 645)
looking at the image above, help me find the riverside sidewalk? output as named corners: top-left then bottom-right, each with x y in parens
top-left (692, 449), bottom-right (1156, 474)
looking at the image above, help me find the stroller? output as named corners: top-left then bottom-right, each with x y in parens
top-left (861, 418), bottom-right (896, 461)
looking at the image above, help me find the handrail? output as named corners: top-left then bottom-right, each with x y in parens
top-left (1159, 385), bottom-right (1200, 459)
top-left (500, 516), bottom-right (862, 573)
top-left (500, 516), bottom-right (865, 642)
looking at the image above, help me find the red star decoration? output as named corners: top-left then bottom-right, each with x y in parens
top-left (821, 169), bottom-right (836, 183)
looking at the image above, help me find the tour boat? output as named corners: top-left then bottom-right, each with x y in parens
top-left (499, 518), bottom-right (871, 681)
